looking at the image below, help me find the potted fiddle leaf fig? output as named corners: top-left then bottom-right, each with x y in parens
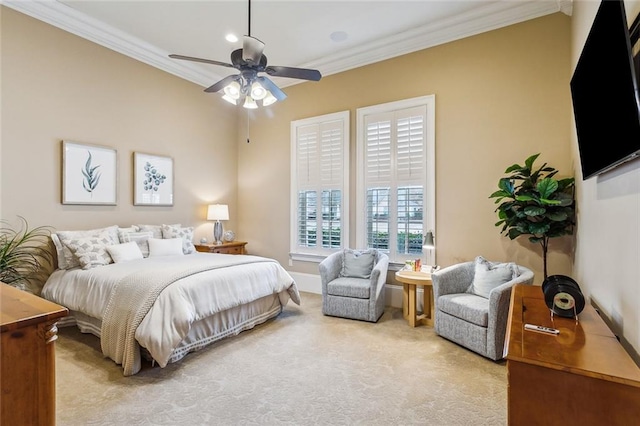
top-left (0, 216), bottom-right (54, 293)
top-left (489, 153), bottom-right (575, 279)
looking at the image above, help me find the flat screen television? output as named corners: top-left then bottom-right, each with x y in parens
top-left (570, 0), bottom-right (640, 180)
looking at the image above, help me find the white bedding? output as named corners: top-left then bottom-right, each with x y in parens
top-left (42, 253), bottom-right (300, 375)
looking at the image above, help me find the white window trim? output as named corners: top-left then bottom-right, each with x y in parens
top-left (356, 95), bottom-right (436, 267)
top-left (290, 110), bottom-right (350, 262)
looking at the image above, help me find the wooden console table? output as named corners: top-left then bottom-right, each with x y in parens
top-left (1, 282), bottom-right (68, 425)
top-left (504, 284), bottom-right (640, 425)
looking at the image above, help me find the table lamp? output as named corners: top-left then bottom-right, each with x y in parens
top-left (207, 204), bottom-right (229, 245)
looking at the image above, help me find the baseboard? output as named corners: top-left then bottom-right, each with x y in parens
top-left (289, 272), bottom-right (426, 310)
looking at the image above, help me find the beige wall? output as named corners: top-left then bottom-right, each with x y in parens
top-left (1, 8), bottom-right (238, 250)
top-left (571, 0), bottom-right (640, 362)
top-left (238, 13), bottom-right (573, 285)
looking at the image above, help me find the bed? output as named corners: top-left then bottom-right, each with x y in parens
top-left (42, 252), bottom-right (300, 376)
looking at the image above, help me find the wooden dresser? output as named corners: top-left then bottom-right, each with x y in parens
top-left (195, 241), bottom-right (247, 255)
top-left (1, 282), bottom-right (68, 426)
top-left (504, 284), bottom-right (640, 425)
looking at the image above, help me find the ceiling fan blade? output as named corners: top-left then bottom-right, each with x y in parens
top-left (265, 66), bottom-right (322, 81)
top-left (169, 54), bottom-right (235, 69)
top-left (257, 76), bottom-right (287, 101)
top-left (204, 74), bottom-right (240, 93)
top-left (242, 36), bottom-right (265, 64)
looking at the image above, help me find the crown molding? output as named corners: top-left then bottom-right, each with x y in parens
top-left (1, 0), bottom-right (572, 89)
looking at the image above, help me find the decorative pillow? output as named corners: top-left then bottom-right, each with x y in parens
top-left (340, 249), bottom-right (376, 279)
top-left (118, 226), bottom-right (139, 233)
top-left (106, 241), bottom-right (143, 263)
top-left (136, 224), bottom-right (180, 239)
top-left (51, 234), bottom-right (68, 270)
top-left (55, 225), bottom-right (119, 269)
top-left (148, 238), bottom-right (184, 257)
top-left (63, 229), bottom-right (117, 270)
top-left (161, 224), bottom-right (195, 254)
top-left (118, 230), bottom-right (154, 258)
top-left (468, 256), bottom-right (520, 299)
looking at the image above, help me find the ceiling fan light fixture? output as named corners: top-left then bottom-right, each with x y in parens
top-left (222, 94), bottom-right (237, 105)
top-left (223, 80), bottom-right (241, 99)
top-left (243, 96), bottom-right (258, 109)
top-left (262, 91), bottom-right (278, 106)
top-left (250, 81), bottom-right (267, 100)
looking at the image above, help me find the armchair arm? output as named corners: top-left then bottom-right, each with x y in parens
top-left (431, 261), bottom-right (475, 302)
top-left (318, 251), bottom-right (343, 294)
top-left (369, 252), bottom-right (389, 299)
top-left (486, 266), bottom-right (535, 359)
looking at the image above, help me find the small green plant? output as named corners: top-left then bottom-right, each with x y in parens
top-left (489, 153), bottom-right (575, 279)
top-left (0, 216), bottom-right (54, 292)
top-left (82, 151), bottom-right (101, 194)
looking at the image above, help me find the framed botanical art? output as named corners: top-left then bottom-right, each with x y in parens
top-left (133, 152), bottom-right (174, 206)
top-left (62, 140), bottom-right (117, 205)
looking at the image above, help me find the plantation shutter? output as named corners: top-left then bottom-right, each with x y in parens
top-left (363, 105), bottom-right (427, 262)
top-left (291, 112), bottom-right (349, 257)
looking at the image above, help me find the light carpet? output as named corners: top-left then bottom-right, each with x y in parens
top-left (55, 292), bottom-right (507, 425)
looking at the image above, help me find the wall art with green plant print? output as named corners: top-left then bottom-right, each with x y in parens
top-left (62, 141), bottom-right (117, 205)
top-left (133, 152), bottom-right (174, 206)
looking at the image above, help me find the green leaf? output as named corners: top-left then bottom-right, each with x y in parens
top-left (524, 206), bottom-right (546, 216)
top-left (507, 228), bottom-right (522, 239)
top-left (537, 178), bottom-right (558, 199)
top-left (539, 198), bottom-right (561, 205)
top-left (524, 153), bottom-right (540, 170)
top-left (515, 194), bottom-right (536, 202)
top-left (528, 222), bottom-right (550, 234)
top-left (546, 211), bottom-right (568, 221)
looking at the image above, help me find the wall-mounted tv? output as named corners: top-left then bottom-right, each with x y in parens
top-left (570, 0), bottom-right (640, 180)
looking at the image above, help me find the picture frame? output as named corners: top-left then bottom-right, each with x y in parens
top-left (133, 152), bottom-right (174, 206)
top-left (62, 140), bottom-right (117, 205)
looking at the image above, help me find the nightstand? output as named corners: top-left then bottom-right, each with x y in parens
top-left (195, 241), bottom-right (247, 255)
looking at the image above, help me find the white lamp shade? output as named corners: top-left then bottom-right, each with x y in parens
top-left (262, 91), bottom-right (278, 106)
top-left (243, 96), bottom-right (258, 109)
top-left (207, 204), bottom-right (229, 221)
top-left (250, 81), bottom-right (267, 100)
top-left (223, 81), bottom-right (241, 99)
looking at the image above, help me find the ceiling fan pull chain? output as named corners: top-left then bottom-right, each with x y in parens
top-left (247, 109), bottom-right (251, 143)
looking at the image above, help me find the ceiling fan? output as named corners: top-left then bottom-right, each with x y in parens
top-left (169, 0), bottom-right (322, 108)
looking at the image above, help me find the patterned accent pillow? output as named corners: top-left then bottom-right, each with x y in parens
top-left (340, 249), bottom-right (376, 279)
top-left (63, 229), bottom-right (117, 270)
top-left (136, 224), bottom-right (181, 239)
top-left (55, 225), bottom-right (119, 269)
top-left (161, 224), bottom-right (195, 254)
top-left (468, 256), bottom-right (519, 299)
top-left (118, 230), bottom-right (154, 258)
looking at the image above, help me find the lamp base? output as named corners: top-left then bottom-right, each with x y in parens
top-left (213, 221), bottom-right (223, 245)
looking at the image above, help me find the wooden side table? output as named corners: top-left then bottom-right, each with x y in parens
top-left (395, 270), bottom-right (433, 327)
top-left (195, 241), bottom-right (247, 255)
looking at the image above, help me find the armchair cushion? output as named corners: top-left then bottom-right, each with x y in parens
top-left (340, 249), bottom-right (376, 279)
top-left (327, 277), bottom-right (371, 299)
top-left (468, 256), bottom-right (519, 299)
top-left (438, 293), bottom-right (489, 327)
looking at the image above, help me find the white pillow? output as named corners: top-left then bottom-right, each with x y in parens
top-left (161, 224), bottom-right (196, 254)
top-left (136, 223), bottom-right (181, 239)
top-left (469, 256), bottom-right (519, 298)
top-left (106, 242), bottom-right (144, 263)
top-left (148, 238), bottom-right (184, 257)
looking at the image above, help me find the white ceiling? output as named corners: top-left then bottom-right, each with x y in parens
top-left (3, 0), bottom-right (572, 90)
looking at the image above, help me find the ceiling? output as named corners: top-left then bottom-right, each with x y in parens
top-left (4, 1), bottom-right (573, 90)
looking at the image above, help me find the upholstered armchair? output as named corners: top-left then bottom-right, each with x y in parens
top-left (319, 248), bottom-right (389, 322)
top-left (431, 256), bottom-right (534, 360)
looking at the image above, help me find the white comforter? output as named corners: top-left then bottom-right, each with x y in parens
top-left (42, 253), bottom-right (299, 374)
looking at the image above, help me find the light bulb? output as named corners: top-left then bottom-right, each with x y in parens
top-left (221, 94), bottom-right (237, 105)
top-left (243, 96), bottom-right (258, 109)
top-left (250, 81), bottom-right (267, 100)
top-left (223, 81), bottom-right (241, 99)
top-left (262, 91), bottom-right (277, 106)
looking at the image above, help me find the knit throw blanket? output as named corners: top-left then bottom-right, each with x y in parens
top-left (101, 255), bottom-right (276, 376)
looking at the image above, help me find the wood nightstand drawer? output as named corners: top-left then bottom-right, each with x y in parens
top-left (195, 242), bottom-right (247, 255)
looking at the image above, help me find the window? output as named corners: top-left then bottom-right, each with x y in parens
top-left (356, 96), bottom-right (435, 266)
top-left (290, 111), bottom-right (349, 260)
